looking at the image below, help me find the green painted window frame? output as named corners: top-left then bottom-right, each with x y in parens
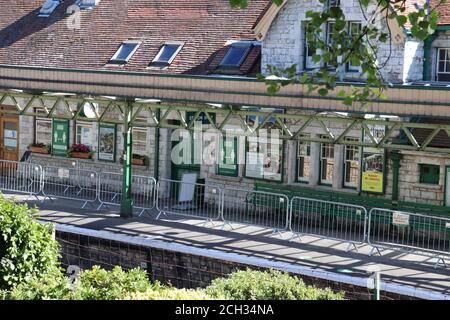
top-left (244, 137), bottom-right (284, 183)
top-left (419, 163), bottom-right (440, 185)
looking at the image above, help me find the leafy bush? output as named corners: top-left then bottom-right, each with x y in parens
top-left (7, 274), bottom-right (75, 300)
top-left (205, 269), bottom-right (345, 300)
top-left (0, 196), bottom-right (62, 291)
top-left (77, 266), bottom-right (153, 300)
top-left (125, 288), bottom-right (219, 300)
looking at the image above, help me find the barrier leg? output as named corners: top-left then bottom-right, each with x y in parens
top-left (369, 246), bottom-right (381, 257)
top-left (289, 232), bottom-right (303, 243)
top-left (345, 242), bottom-right (359, 253)
top-left (96, 202), bottom-right (108, 211)
top-left (434, 256), bottom-right (447, 269)
top-left (269, 228), bottom-right (284, 239)
top-left (42, 195), bottom-right (54, 203)
top-left (220, 221), bottom-right (234, 231)
top-left (201, 218), bottom-right (215, 228)
top-left (156, 211), bottom-right (167, 220)
top-left (138, 208), bottom-right (152, 218)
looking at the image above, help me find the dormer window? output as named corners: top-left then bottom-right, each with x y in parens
top-left (436, 48), bottom-right (450, 81)
top-left (149, 42), bottom-right (183, 68)
top-left (220, 43), bottom-right (252, 68)
top-left (109, 41), bottom-right (140, 65)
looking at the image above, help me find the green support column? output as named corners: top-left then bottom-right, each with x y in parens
top-left (391, 151), bottom-right (402, 205)
top-left (120, 101), bottom-right (134, 218)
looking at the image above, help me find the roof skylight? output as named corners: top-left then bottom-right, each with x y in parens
top-left (219, 43), bottom-right (252, 68)
top-left (109, 41), bottom-right (140, 65)
top-left (149, 43), bottom-right (183, 68)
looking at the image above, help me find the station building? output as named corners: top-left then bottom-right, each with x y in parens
top-left (1, 0), bottom-right (450, 214)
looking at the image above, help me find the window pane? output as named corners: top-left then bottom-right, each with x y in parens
top-left (76, 123), bottom-right (93, 149)
top-left (344, 138), bottom-right (360, 188)
top-left (132, 128), bottom-right (147, 156)
top-left (439, 49), bottom-right (446, 61)
top-left (157, 45), bottom-right (179, 62)
top-left (114, 43), bottom-right (137, 61)
top-left (245, 136), bottom-right (282, 181)
top-left (35, 118), bottom-right (52, 145)
top-left (419, 164), bottom-right (440, 185)
top-left (320, 140), bottom-right (334, 184)
top-left (221, 46), bottom-right (249, 66)
top-left (437, 73), bottom-right (450, 81)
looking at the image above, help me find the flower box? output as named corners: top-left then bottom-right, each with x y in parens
top-left (70, 152), bottom-right (92, 159)
top-left (29, 146), bottom-right (49, 154)
top-left (132, 158), bottom-right (146, 166)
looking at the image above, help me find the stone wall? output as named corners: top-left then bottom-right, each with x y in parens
top-left (56, 229), bottom-right (419, 300)
top-left (261, 0), bottom-right (421, 84)
top-left (396, 151), bottom-right (450, 205)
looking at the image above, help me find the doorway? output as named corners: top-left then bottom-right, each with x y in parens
top-left (0, 116), bottom-right (19, 161)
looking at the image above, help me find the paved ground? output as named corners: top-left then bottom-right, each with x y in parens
top-left (3, 192), bottom-right (450, 298)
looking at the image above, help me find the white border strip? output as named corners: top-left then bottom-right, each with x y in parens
top-left (51, 223), bottom-right (449, 300)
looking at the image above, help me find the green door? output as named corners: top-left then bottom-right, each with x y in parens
top-left (170, 133), bottom-right (200, 181)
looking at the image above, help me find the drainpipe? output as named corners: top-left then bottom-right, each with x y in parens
top-left (423, 33), bottom-right (437, 81)
top-left (390, 151), bottom-right (402, 206)
top-left (422, 0), bottom-right (437, 81)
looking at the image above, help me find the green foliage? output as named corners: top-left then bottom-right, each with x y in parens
top-left (77, 266), bottom-right (153, 300)
top-left (7, 274), bottom-right (75, 300)
top-left (205, 269), bottom-right (345, 300)
top-left (233, 0), bottom-right (447, 106)
top-left (0, 195), bottom-right (62, 291)
top-left (125, 287), bottom-right (219, 300)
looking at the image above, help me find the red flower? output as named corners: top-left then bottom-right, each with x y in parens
top-left (70, 143), bottom-right (91, 153)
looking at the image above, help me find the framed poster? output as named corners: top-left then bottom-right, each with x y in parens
top-left (218, 137), bottom-right (238, 177)
top-left (361, 147), bottom-right (385, 194)
top-left (52, 119), bottom-right (69, 157)
top-left (98, 123), bottom-right (116, 162)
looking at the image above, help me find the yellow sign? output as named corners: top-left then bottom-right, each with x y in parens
top-left (361, 171), bottom-right (383, 193)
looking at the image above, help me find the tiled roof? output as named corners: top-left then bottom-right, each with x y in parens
top-left (431, 0), bottom-right (450, 25)
top-left (0, 0), bottom-right (270, 76)
top-left (411, 117), bottom-right (450, 148)
top-left (406, 0), bottom-right (450, 25)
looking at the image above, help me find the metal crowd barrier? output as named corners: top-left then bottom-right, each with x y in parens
top-left (1, 160), bottom-right (450, 269)
top-left (155, 179), bottom-right (222, 224)
top-left (290, 197), bottom-right (367, 252)
top-left (221, 188), bottom-right (290, 234)
top-left (97, 172), bottom-right (157, 215)
top-left (367, 208), bottom-right (450, 268)
top-left (0, 160), bottom-right (43, 197)
top-left (42, 165), bottom-right (99, 208)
